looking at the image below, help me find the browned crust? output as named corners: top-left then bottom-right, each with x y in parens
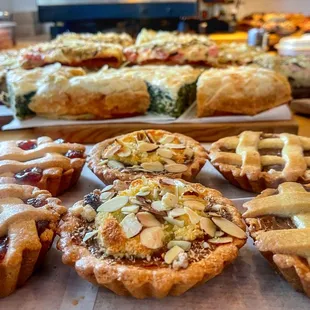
top-left (57, 179), bottom-right (246, 298)
top-left (29, 89), bottom-right (150, 120)
top-left (244, 185), bottom-right (310, 297)
top-left (0, 192), bottom-right (66, 298)
top-left (88, 130), bottom-right (208, 185)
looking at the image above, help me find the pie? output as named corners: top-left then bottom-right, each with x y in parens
top-left (197, 66), bottom-right (292, 117)
top-left (0, 136), bottom-right (86, 196)
top-left (123, 39), bottom-right (218, 66)
top-left (208, 131), bottom-right (310, 193)
top-left (57, 176), bottom-right (246, 298)
top-left (55, 31), bottom-right (134, 47)
top-left (0, 183), bottom-right (66, 297)
top-left (19, 40), bottom-right (124, 70)
top-left (88, 129), bottom-right (207, 185)
top-left (109, 65), bottom-right (203, 117)
top-left (7, 64), bottom-right (150, 120)
top-left (243, 182), bottom-right (310, 297)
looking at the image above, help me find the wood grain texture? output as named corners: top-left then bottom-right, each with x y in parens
top-left (0, 120), bottom-right (298, 143)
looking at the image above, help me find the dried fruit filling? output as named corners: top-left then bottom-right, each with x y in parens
top-left (65, 150), bottom-right (84, 159)
top-left (26, 198), bottom-right (48, 208)
top-left (0, 236), bottom-right (9, 262)
top-left (70, 177), bottom-right (246, 270)
top-left (15, 167), bottom-right (43, 184)
top-left (101, 131), bottom-right (194, 173)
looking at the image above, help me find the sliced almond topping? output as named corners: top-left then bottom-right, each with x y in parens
top-left (120, 213), bottom-right (143, 238)
top-left (159, 135), bottom-right (175, 144)
top-left (121, 205), bottom-right (140, 214)
top-left (161, 158), bottom-right (176, 165)
top-left (215, 231), bottom-right (225, 237)
top-left (167, 240), bottom-right (191, 251)
top-left (183, 200), bottom-right (206, 211)
top-left (203, 241), bottom-right (210, 249)
top-left (208, 212), bottom-right (221, 217)
top-left (184, 207), bottom-right (201, 224)
top-left (100, 192), bottom-right (114, 201)
top-left (212, 217), bottom-right (247, 239)
top-left (164, 246), bottom-right (184, 264)
top-left (200, 217), bottom-right (216, 237)
top-left (101, 184), bottom-right (114, 192)
top-left (211, 204), bottom-right (222, 211)
top-left (208, 237), bottom-right (233, 244)
top-left (151, 200), bottom-right (165, 211)
top-left (97, 196), bottom-right (129, 212)
top-left (157, 148), bottom-right (173, 159)
top-left (141, 161), bottom-right (164, 172)
top-left (140, 227), bottom-right (164, 249)
top-left (162, 192), bottom-right (177, 208)
top-left (137, 212), bottom-right (161, 227)
top-left (107, 160), bottom-right (125, 169)
top-left (138, 142), bottom-right (159, 152)
top-left (136, 191), bottom-right (150, 197)
top-left (164, 164), bottom-right (188, 173)
top-left (163, 216), bottom-right (184, 227)
top-left (164, 144), bottom-right (186, 150)
top-left (117, 147), bottom-right (132, 157)
top-left (103, 144), bottom-right (121, 158)
top-left (99, 159), bottom-right (108, 165)
top-left (169, 208), bottom-right (186, 217)
top-left (184, 147), bottom-right (194, 158)
top-left (83, 230), bottom-right (98, 242)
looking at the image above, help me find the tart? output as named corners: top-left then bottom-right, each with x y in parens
top-left (88, 130), bottom-right (207, 184)
top-left (208, 131), bottom-right (310, 193)
top-left (57, 177), bottom-right (246, 298)
top-left (0, 183), bottom-right (66, 297)
top-left (243, 182), bottom-right (310, 297)
top-left (0, 136), bottom-right (86, 196)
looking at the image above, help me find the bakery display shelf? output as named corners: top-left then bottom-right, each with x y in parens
top-left (1, 153), bottom-right (309, 309)
top-left (1, 119), bottom-right (297, 143)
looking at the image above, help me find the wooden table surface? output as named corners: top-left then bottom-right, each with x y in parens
top-left (0, 113), bottom-right (309, 142)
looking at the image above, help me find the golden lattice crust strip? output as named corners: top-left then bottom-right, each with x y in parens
top-left (243, 182), bottom-right (310, 218)
top-left (210, 131), bottom-right (310, 180)
top-left (255, 229), bottom-right (310, 258)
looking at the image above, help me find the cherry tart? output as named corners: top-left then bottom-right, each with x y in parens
top-left (88, 129), bottom-right (207, 185)
top-left (0, 137), bottom-right (86, 196)
top-left (0, 183), bottom-right (66, 297)
top-left (57, 177), bottom-right (246, 298)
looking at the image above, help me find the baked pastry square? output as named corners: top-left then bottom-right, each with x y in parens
top-left (58, 177), bottom-right (246, 298)
top-left (0, 136), bottom-right (86, 196)
top-left (0, 183), bottom-right (66, 297)
top-left (7, 64), bottom-right (150, 120)
top-left (208, 131), bottom-right (310, 193)
top-left (88, 129), bottom-right (207, 184)
top-left (19, 40), bottom-right (124, 69)
top-left (243, 182), bottom-right (310, 297)
top-left (197, 66), bottom-right (292, 117)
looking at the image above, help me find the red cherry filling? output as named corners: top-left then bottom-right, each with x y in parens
top-left (0, 236), bottom-right (9, 262)
top-left (15, 167), bottom-right (43, 184)
top-left (65, 150), bottom-right (84, 159)
top-left (26, 198), bottom-right (48, 208)
top-left (36, 220), bottom-right (50, 236)
top-left (17, 140), bottom-right (37, 150)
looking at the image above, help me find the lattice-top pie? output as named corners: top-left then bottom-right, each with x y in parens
top-left (57, 177), bottom-right (246, 298)
top-left (243, 182), bottom-right (310, 297)
top-left (208, 131), bottom-right (310, 193)
top-left (88, 130), bottom-right (207, 184)
top-left (0, 137), bottom-right (86, 196)
top-left (0, 183), bottom-right (66, 297)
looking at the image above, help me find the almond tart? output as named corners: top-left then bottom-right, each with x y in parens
top-left (243, 182), bottom-right (310, 297)
top-left (0, 136), bottom-right (86, 196)
top-left (57, 176), bottom-right (246, 298)
top-left (0, 183), bottom-right (66, 297)
top-left (208, 131), bottom-right (310, 193)
top-left (88, 129), bottom-right (207, 185)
